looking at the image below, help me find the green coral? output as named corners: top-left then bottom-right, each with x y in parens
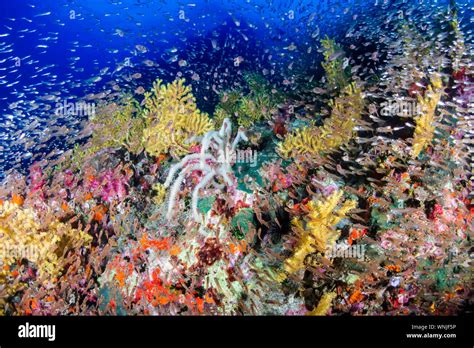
top-left (214, 72), bottom-right (283, 128)
top-left (213, 90), bottom-right (242, 126)
top-left (230, 208), bottom-right (254, 239)
top-left (90, 96), bottom-right (145, 155)
top-left (66, 97), bottom-right (145, 170)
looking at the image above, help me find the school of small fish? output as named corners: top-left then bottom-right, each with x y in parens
top-left (0, 0), bottom-right (472, 316)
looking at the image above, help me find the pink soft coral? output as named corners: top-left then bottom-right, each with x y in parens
top-left (84, 167), bottom-right (131, 203)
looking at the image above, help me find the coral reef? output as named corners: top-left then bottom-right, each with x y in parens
top-left (142, 79), bottom-right (214, 158)
top-left (213, 73), bottom-right (283, 128)
top-left (278, 82), bottom-right (364, 159)
top-left (0, 2), bottom-right (471, 317)
top-left (284, 190), bottom-right (357, 275)
top-left (411, 75), bottom-right (443, 157)
top-left (162, 118), bottom-right (248, 222)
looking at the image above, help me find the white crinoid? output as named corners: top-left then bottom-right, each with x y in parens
top-left (163, 118), bottom-right (248, 222)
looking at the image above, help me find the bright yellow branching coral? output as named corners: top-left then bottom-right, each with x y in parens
top-left (307, 291), bottom-right (337, 316)
top-left (152, 182), bottom-right (167, 205)
top-left (412, 76), bottom-right (443, 158)
top-left (284, 190), bottom-right (356, 274)
top-left (278, 83), bottom-right (364, 159)
top-left (321, 36), bottom-right (349, 91)
top-left (142, 79), bottom-right (214, 158)
top-left (0, 201), bottom-right (92, 278)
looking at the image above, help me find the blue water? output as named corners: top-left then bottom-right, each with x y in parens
top-left (0, 0), bottom-right (472, 177)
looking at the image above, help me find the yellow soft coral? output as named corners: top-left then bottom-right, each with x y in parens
top-left (68, 98), bottom-right (145, 168)
top-left (238, 96), bottom-right (262, 127)
top-left (412, 76), bottom-right (443, 158)
top-left (152, 182), bottom-right (167, 205)
top-left (284, 190), bottom-right (356, 274)
top-left (307, 291), bottom-right (337, 316)
top-left (278, 83), bottom-right (364, 159)
top-left (239, 95), bottom-right (278, 128)
top-left (142, 79), bottom-right (214, 158)
top-left (321, 36), bottom-right (349, 91)
top-left (0, 201), bottom-right (92, 278)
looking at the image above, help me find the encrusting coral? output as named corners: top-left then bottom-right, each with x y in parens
top-left (278, 82), bottom-right (364, 159)
top-left (142, 79), bottom-right (214, 158)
